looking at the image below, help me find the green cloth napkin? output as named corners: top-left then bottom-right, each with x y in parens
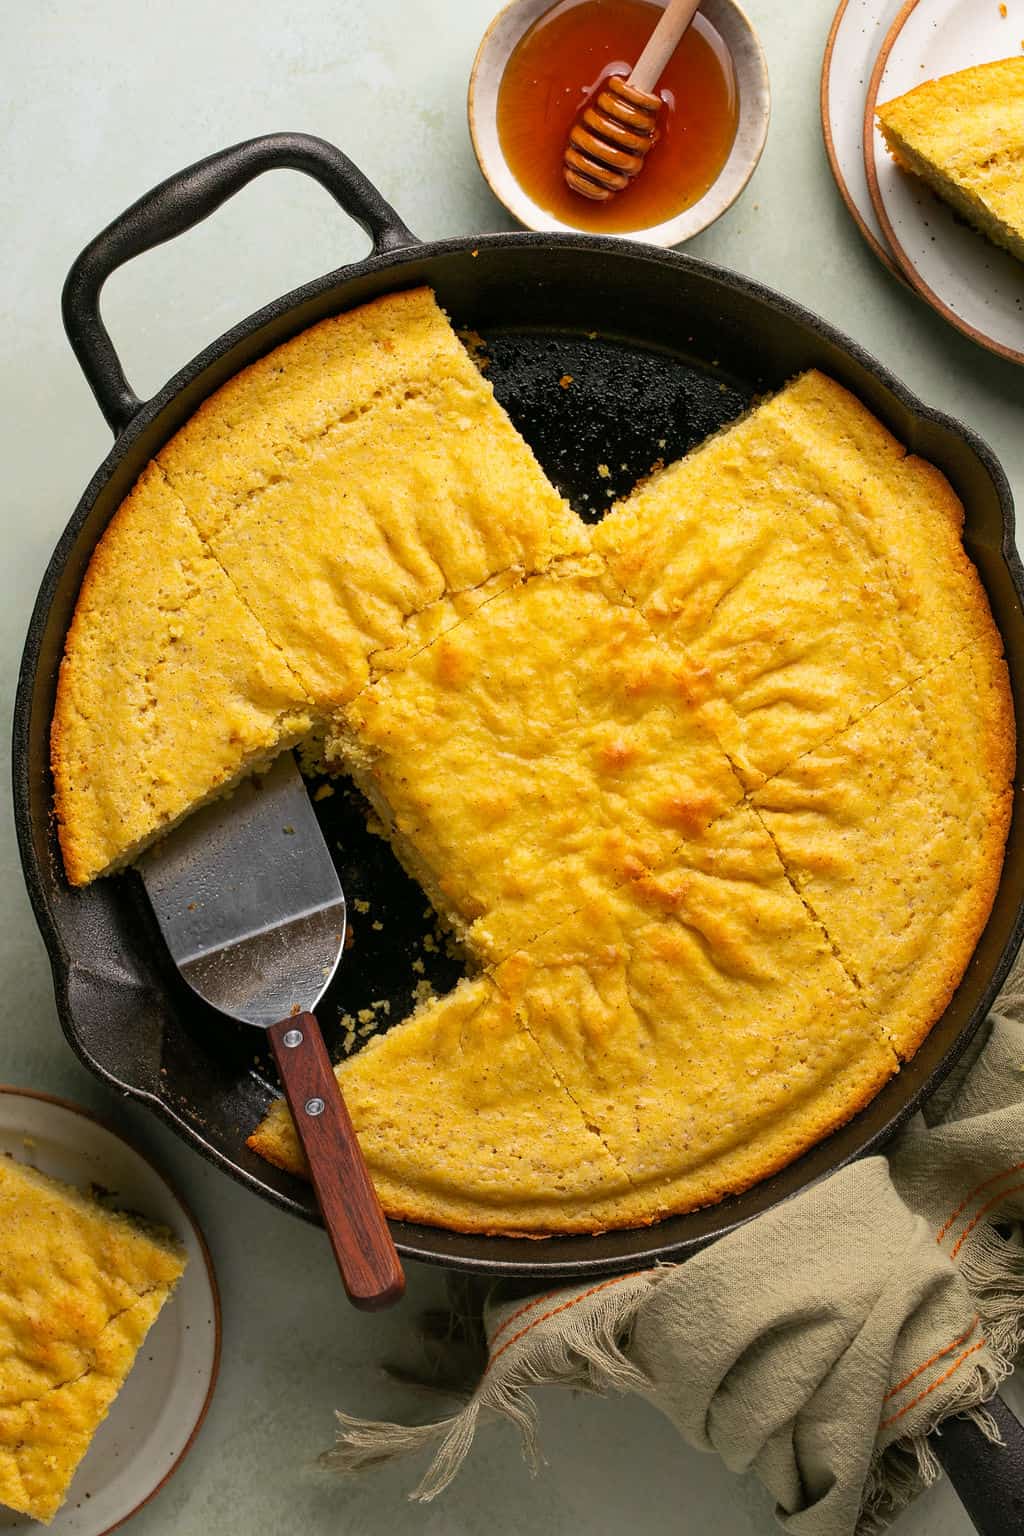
top-left (324, 963), bottom-right (1024, 1535)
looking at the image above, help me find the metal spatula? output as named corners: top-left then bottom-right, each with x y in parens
top-left (137, 752), bottom-right (405, 1310)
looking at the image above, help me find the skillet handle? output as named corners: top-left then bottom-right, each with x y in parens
top-left (929, 1392), bottom-right (1024, 1535)
top-left (62, 132), bottom-right (419, 436)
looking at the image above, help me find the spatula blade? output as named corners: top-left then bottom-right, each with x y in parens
top-left (137, 753), bottom-right (346, 1029)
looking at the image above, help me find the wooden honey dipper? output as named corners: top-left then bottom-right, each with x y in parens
top-left (564, 0), bottom-right (703, 201)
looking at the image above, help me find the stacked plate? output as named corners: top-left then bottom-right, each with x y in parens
top-left (821, 0), bottom-right (1024, 363)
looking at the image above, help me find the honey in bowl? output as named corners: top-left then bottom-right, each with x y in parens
top-left (496, 0), bottom-right (739, 234)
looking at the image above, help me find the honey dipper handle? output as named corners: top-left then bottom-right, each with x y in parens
top-left (268, 1012), bottom-right (405, 1311)
top-left (628, 0), bottom-right (703, 96)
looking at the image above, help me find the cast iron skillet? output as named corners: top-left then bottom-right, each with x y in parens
top-left (13, 133), bottom-right (1024, 1266)
top-left (14, 131), bottom-right (1024, 1531)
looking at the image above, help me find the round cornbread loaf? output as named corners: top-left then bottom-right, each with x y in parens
top-left (52, 294), bottom-right (1015, 1233)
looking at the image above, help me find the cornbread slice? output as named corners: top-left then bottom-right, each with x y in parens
top-left (51, 465), bottom-right (314, 885)
top-left (158, 289), bottom-right (585, 708)
top-left (752, 644), bottom-right (1014, 1059)
top-left (492, 808), bottom-right (898, 1225)
top-left (247, 977), bottom-right (632, 1233)
top-left (0, 1157), bottom-right (186, 1523)
top-left (331, 556), bottom-right (743, 963)
top-left (877, 59), bottom-right (1024, 265)
top-left (596, 372), bottom-right (995, 786)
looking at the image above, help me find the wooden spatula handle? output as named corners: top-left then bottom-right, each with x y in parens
top-left (268, 1012), bottom-right (405, 1310)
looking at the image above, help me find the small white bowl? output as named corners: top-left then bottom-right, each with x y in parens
top-left (468, 0), bottom-right (771, 246)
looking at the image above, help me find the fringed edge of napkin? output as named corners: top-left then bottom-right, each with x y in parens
top-left (321, 1228), bottom-right (1024, 1530)
top-left (861, 1217), bottom-right (1024, 1534)
top-left (321, 1269), bottom-right (662, 1501)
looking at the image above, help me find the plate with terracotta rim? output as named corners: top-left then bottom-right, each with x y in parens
top-left (0, 1087), bottom-right (220, 1536)
top-left (864, 0), bottom-right (1024, 364)
top-left (820, 0), bottom-right (906, 275)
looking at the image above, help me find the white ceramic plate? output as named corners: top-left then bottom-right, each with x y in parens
top-left (864, 0), bottom-right (1024, 363)
top-left (468, 0), bottom-right (770, 245)
top-left (820, 0), bottom-right (907, 273)
top-left (0, 1088), bottom-right (220, 1536)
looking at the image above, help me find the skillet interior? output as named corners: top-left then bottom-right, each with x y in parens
top-left (15, 235), bottom-right (1024, 1276)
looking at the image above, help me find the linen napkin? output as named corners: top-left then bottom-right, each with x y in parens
top-left (322, 959), bottom-right (1024, 1535)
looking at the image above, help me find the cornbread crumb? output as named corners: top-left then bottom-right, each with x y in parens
top-left (313, 783), bottom-right (334, 801)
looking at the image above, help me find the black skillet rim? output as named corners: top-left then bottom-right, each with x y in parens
top-left (14, 223), bottom-right (1024, 1277)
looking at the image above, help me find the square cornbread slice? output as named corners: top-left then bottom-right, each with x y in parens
top-left (158, 288), bottom-right (586, 709)
top-left (247, 976), bottom-right (632, 1234)
top-left (0, 1157), bottom-right (186, 1523)
top-left (595, 372), bottom-right (995, 786)
top-left (877, 59), bottom-right (1024, 265)
top-left (492, 807), bottom-right (898, 1225)
top-left (331, 555), bottom-right (743, 964)
top-left (752, 644), bottom-right (1014, 1060)
top-left (51, 464), bottom-right (314, 886)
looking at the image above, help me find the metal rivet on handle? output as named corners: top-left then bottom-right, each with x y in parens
top-left (282, 1028), bottom-right (303, 1048)
top-left (305, 1097), bottom-right (325, 1117)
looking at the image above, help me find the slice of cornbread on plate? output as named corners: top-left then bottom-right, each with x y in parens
top-left (247, 976), bottom-right (632, 1234)
top-left (753, 644), bottom-right (1014, 1060)
top-left (492, 806), bottom-right (898, 1227)
top-left (331, 555), bottom-right (743, 965)
top-left (158, 288), bottom-right (586, 709)
top-left (596, 371), bottom-right (996, 786)
top-left (0, 1156), bottom-right (186, 1524)
top-left (51, 464), bottom-right (314, 886)
top-left (877, 59), bottom-right (1024, 265)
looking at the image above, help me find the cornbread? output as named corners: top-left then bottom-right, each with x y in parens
top-left (492, 808), bottom-right (898, 1225)
top-left (0, 1157), bottom-right (186, 1523)
top-left (594, 371), bottom-right (996, 786)
top-left (51, 465), bottom-right (314, 885)
top-left (332, 554), bottom-right (743, 964)
top-left (877, 59), bottom-right (1024, 265)
top-left (51, 290), bottom-right (1014, 1233)
top-left (248, 977), bottom-right (632, 1233)
top-left (752, 645), bottom-right (1014, 1058)
top-left (157, 288), bottom-right (585, 707)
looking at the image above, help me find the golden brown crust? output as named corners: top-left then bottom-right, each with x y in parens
top-left (0, 1157), bottom-right (186, 1522)
top-left (877, 59), bottom-right (1024, 265)
top-left (51, 464), bottom-right (313, 885)
top-left (752, 643), bottom-right (1014, 1062)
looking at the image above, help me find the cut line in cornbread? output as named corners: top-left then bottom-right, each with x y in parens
top-left (0, 1157), bottom-right (186, 1524)
top-left (489, 807), bottom-right (899, 1226)
top-left (877, 59), bottom-right (1024, 266)
top-left (596, 371), bottom-right (997, 786)
top-left (246, 976), bottom-right (633, 1234)
top-left (157, 288), bottom-right (585, 709)
top-left (752, 644), bottom-right (1014, 1059)
top-left (51, 463), bottom-right (314, 886)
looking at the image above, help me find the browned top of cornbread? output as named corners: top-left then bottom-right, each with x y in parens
top-left (877, 59), bottom-right (1024, 263)
top-left (0, 1157), bottom-right (186, 1523)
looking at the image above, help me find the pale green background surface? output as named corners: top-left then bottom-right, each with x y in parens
top-left (1, 2), bottom-right (1022, 1531)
